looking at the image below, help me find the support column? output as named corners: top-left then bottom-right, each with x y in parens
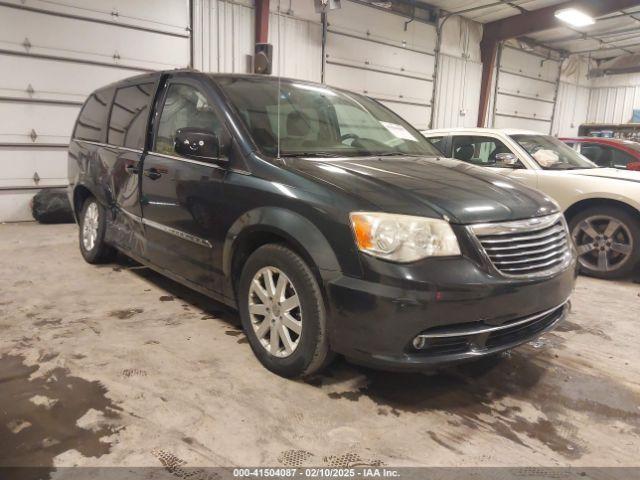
top-left (255, 0), bottom-right (270, 44)
top-left (477, 38), bottom-right (498, 127)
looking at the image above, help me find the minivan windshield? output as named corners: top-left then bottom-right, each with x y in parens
top-left (511, 134), bottom-right (597, 170)
top-left (215, 76), bottom-right (440, 158)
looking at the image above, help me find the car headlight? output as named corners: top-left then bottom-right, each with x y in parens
top-left (349, 212), bottom-right (461, 262)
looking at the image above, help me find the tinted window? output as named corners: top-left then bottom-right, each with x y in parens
top-left (581, 145), bottom-right (610, 167)
top-left (74, 88), bottom-right (112, 142)
top-left (108, 83), bottom-right (155, 149)
top-left (452, 136), bottom-right (511, 166)
top-left (426, 136), bottom-right (445, 154)
top-left (154, 83), bottom-right (222, 156)
top-left (612, 148), bottom-right (637, 168)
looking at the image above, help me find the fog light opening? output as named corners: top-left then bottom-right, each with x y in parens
top-left (412, 336), bottom-right (428, 350)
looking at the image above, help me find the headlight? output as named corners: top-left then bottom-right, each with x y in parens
top-left (349, 212), bottom-right (461, 262)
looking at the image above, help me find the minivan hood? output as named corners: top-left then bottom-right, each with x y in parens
top-left (287, 156), bottom-right (558, 224)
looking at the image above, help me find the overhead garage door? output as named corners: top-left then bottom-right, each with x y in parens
top-left (0, 0), bottom-right (190, 221)
top-left (493, 44), bottom-right (561, 134)
top-left (324, 1), bottom-right (436, 130)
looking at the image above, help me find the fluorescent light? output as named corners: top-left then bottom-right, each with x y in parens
top-left (555, 8), bottom-right (595, 27)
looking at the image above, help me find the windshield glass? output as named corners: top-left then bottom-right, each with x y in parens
top-left (215, 76), bottom-right (440, 158)
top-left (512, 134), bottom-right (597, 170)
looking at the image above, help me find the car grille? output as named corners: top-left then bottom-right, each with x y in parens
top-left (469, 213), bottom-right (572, 277)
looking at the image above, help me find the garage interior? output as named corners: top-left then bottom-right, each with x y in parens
top-left (1, 0), bottom-right (640, 476)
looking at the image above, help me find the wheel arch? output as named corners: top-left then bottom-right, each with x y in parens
top-left (564, 197), bottom-right (640, 223)
top-left (72, 184), bottom-right (97, 221)
top-left (222, 207), bottom-right (342, 302)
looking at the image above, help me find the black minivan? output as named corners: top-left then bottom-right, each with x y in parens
top-left (68, 70), bottom-right (577, 377)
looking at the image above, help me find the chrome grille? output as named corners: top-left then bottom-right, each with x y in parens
top-left (469, 213), bottom-right (573, 277)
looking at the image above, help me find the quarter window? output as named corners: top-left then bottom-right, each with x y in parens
top-left (154, 84), bottom-right (222, 156)
top-left (74, 88), bottom-right (112, 142)
top-left (108, 83), bottom-right (155, 149)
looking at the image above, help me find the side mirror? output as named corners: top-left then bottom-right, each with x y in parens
top-left (174, 127), bottom-right (227, 162)
top-left (494, 152), bottom-right (521, 168)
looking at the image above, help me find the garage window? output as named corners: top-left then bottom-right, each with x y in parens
top-left (74, 88), bottom-right (113, 142)
top-left (108, 83), bottom-right (155, 150)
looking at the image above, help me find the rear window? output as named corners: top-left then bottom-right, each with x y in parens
top-left (74, 88), bottom-right (113, 142)
top-left (108, 83), bottom-right (155, 149)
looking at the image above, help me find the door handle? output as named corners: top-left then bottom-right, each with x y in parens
top-left (125, 164), bottom-right (139, 175)
top-left (144, 168), bottom-right (163, 180)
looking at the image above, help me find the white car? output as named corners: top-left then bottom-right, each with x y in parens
top-left (421, 128), bottom-right (640, 279)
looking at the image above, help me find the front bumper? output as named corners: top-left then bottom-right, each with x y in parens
top-left (324, 254), bottom-right (577, 371)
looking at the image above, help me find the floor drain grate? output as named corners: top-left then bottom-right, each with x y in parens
top-left (278, 449), bottom-right (314, 467)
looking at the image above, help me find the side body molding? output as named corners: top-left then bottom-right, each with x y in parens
top-left (222, 207), bottom-right (342, 298)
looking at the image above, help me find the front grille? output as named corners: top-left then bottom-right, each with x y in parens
top-left (470, 213), bottom-right (572, 276)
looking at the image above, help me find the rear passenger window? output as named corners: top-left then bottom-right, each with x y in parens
top-left (74, 88), bottom-right (112, 142)
top-left (108, 83), bottom-right (155, 149)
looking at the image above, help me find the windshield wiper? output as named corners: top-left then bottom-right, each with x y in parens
top-left (284, 152), bottom-right (344, 158)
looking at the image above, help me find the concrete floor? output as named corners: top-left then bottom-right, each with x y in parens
top-left (1, 222), bottom-right (639, 472)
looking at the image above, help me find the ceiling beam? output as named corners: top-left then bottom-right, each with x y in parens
top-left (483, 0), bottom-right (640, 41)
top-left (476, 0), bottom-right (640, 127)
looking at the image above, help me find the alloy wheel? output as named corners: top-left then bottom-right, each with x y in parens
top-left (571, 215), bottom-right (633, 273)
top-left (82, 202), bottom-right (99, 252)
top-left (248, 267), bottom-right (302, 358)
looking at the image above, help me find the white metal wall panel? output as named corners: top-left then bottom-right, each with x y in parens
top-left (587, 85), bottom-right (640, 124)
top-left (0, 148), bottom-right (67, 188)
top-left (269, 11), bottom-right (322, 82)
top-left (324, 1), bottom-right (436, 129)
top-left (493, 115), bottom-right (553, 133)
top-left (194, 0), bottom-right (321, 81)
top-left (493, 45), bottom-right (561, 133)
top-left (1, 0), bottom-right (190, 36)
top-left (433, 54), bottom-right (482, 129)
top-left (552, 82), bottom-right (590, 136)
top-left (0, 55), bottom-right (141, 104)
top-left (0, 103), bottom-right (80, 145)
top-left (0, 1), bottom-right (190, 221)
top-left (0, 7), bottom-right (189, 71)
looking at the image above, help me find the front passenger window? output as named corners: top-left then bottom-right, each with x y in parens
top-left (155, 84), bottom-right (222, 156)
top-left (452, 136), bottom-right (514, 167)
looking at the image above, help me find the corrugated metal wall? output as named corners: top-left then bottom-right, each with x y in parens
top-left (551, 55), bottom-right (591, 137)
top-left (193, 0), bottom-right (321, 81)
top-left (432, 54), bottom-right (482, 129)
top-left (587, 72), bottom-right (640, 124)
top-left (0, 0), bottom-right (190, 222)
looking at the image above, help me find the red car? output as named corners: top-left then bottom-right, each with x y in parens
top-left (560, 137), bottom-right (640, 171)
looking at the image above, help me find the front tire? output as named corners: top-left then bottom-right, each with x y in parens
top-left (238, 244), bottom-right (332, 378)
top-left (78, 197), bottom-right (116, 264)
top-left (569, 206), bottom-right (640, 279)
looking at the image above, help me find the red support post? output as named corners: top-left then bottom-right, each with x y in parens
top-left (255, 0), bottom-right (270, 44)
top-left (477, 39), bottom-right (498, 127)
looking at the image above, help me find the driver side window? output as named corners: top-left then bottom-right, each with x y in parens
top-left (452, 136), bottom-right (513, 166)
top-left (154, 83), bottom-right (222, 156)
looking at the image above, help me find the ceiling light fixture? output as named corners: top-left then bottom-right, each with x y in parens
top-left (555, 8), bottom-right (595, 27)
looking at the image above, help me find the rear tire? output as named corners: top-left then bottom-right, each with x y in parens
top-left (78, 197), bottom-right (116, 264)
top-left (568, 206), bottom-right (640, 279)
top-left (238, 244), bottom-right (332, 378)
